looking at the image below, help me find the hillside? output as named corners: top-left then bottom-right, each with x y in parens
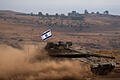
top-left (0, 10), bottom-right (24, 15)
top-left (84, 14), bottom-right (120, 31)
top-left (0, 10), bottom-right (120, 49)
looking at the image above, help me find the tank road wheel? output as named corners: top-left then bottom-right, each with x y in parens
top-left (91, 64), bottom-right (115, 75)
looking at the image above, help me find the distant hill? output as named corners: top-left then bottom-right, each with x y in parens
top-left (82, 14), bottom-right (120, 32)
top-left (0, 10), bottom-right (25, 15)
top-left (1, 10), bottom-right (120, 49)
top-left (0, 10), bottom-right (120, 32)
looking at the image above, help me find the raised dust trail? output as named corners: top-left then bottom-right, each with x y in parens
top-left (0, 44), bottom-right (92, 80)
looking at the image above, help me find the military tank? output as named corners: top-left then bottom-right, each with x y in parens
top-left (45, 41), bottom-right (116, 75)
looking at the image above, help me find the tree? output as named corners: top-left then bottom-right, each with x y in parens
top-left (104, 11), bottom-right (109, 15)
top-left (30, 12), bottom-right (34, 16)
top-left (46, 13), bottom-right (49, 17)
top-left (55, 13), bottom-right (59, 17)
top-left (96, 11), bottom-right (100, 14)
top-left (91, 12), bottom-right (95, 14)
top-left (61, 14), bottom-right (65, 17)
top-left (84, 10), bottom-right (89, 14)
top-left (38, 12), bottom-right (43, 16)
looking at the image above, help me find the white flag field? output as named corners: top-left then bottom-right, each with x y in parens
top-left (41, 29), bottom-right (52, 40)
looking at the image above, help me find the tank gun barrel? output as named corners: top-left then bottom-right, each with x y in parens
top-left (62, 48), bottom-right (115, 59)
top-left (50, 53), bottom-right (115, 59)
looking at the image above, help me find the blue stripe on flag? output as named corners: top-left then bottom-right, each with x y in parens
top-left (41, 30), bottom-right (51, 36)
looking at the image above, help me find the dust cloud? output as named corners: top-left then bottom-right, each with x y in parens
top-left (0, 44), bottom-right (92, 80)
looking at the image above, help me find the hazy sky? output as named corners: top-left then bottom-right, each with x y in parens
top-left (0, 0), bottom-right (120, 15)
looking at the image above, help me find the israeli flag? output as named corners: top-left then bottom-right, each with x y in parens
top-left (41, 29), bottom-right (52, 40)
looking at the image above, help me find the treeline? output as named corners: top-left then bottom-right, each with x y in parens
top-left (16, 10), bottom-right (110, 17)
top-left (16, 10), bottom-right (110, 22)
